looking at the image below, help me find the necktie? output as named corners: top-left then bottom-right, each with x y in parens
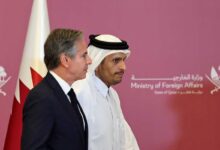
top-left (68, 88), bottom-right (88, 148)
top-left (68, 88), bottom-right (86, 127)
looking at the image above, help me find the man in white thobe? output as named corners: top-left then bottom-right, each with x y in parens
top-left (73, 34), bottom-right (140, 150)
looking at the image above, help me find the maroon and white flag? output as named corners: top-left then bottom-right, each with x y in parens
top-left (4, 0), bottom-right (50, 149)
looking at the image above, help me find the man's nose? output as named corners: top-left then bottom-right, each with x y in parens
top-left (87, 55), bottom-right (92, 65)
top-left (120, 61), bottom-right (126, 71)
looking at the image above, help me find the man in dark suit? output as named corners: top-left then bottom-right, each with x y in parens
top-left (21, 28), bottom-right (92, 150)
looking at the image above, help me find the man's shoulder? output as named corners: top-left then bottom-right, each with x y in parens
top-left (31, 77), bottom-right (50, 93)
top-left (25, 77), bottom-right (55, 103)
top-left (73, 78), bottom-right (92, 94)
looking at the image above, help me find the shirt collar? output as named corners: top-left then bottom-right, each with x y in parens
top-left (92, 73), bottom-right (109, 98)
top-left (50, 71), bottom-right (71, 95)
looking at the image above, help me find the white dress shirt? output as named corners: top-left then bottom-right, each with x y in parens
top-left (50, 71), bottom-right (86, 129)
top-left (73, 73), bottom-right (139, 150)
top-left (50, 71), bottom-right (71, 99)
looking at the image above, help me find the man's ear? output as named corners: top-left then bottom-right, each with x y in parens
top-left (60, 53), bottom-right (69, 68)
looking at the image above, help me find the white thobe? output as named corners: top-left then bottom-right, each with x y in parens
top-left (73, 73), bottom-right (139, 150)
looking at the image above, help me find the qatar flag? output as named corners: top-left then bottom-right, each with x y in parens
top-left (4, 0), bottom-right (50, 149)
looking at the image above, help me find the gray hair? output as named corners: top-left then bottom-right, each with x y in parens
top-left (44, 28), bottom-right (83, 70)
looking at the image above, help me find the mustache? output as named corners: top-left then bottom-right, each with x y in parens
top-left (115, 70), bottom-right (125, 75)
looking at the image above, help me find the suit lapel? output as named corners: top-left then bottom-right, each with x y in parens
top-left (44, 73), bottom-right (85, 132)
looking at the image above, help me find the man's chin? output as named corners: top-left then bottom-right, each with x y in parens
top-left (78, 74), bottom-right (86, 80)
top-left (112, 79), bottom-right (122, 85)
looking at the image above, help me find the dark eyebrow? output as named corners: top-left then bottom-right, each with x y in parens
top-left (112, 56), bottom-right (122, 60)
top-left (112, 55), bottom-right (127, 60)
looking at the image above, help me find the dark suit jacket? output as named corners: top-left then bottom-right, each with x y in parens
top-left (21, 73), bottom-right (88, 150)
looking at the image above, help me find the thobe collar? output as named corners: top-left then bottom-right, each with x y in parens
top-left (92, 73), bottom-right (109, 98)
